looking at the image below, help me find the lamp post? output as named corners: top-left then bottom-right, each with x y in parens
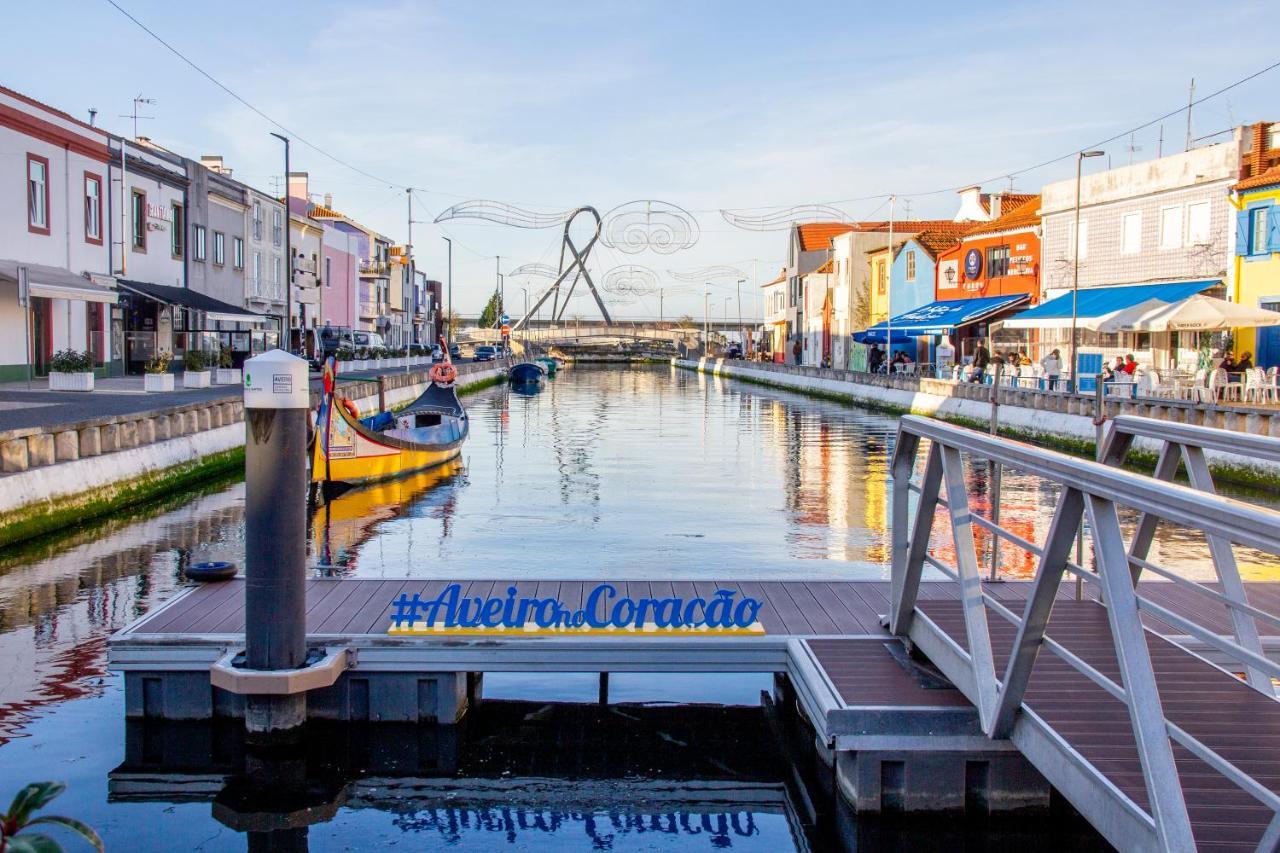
top-left (270, 133), bottom-right (291, 352)
top-left (1068, 150), bottom-right (1105, 393)
top-left (703, 283), bottom-right (710, 353)
top-left (441, 236), bottom-right (452, 346)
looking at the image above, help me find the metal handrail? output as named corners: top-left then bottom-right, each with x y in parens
top-left (890, 415), bottom-right (1280, 852)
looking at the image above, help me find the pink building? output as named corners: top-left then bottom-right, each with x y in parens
top-left (320, 219), bottom-right (358, 329)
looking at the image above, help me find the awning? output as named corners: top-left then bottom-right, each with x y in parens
top-left (1001, 280), bottom-right (1218, 330)
top-left (856, 294), bottom-right (1029, 342)
top-left (0, 260), bottom-right (117, 304)
top-left (1096, 294), bottom-right (1280, 333)
top-left (116, 278), bottom-right (270, 324)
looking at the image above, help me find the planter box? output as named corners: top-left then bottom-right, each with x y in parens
top-left (49, 371), bottom-right (94, 392)
top-left (144, 373), bottom-right (175, 392)
top-left (183, 370), bottom-right (212, 389)
top-left (351, 360), bottom-right (368, 371)
top-left (214, 368), bottom-right (242, 385)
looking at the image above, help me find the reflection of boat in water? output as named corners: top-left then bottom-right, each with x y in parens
top-left (313, 346), bottom-right (468, 495)
top-left (509, 361), bottom-right (546, 385)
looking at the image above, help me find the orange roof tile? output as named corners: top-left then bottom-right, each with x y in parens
top-left (1235, 166), bottom-right (1280, 193)
top-left (761, 268), bottom-right (787, 287)
top-left (912, 225), bottom-right (967, 258)
top-left (309, 205), bottom-right (347, 220)
top-left (810, 258), bottom-right (834, 274)
top-left (982, 192), bottom-right (1036, 216)
top-left (796, 223), bottom-right (854, 251)
top-left (963, 195), bottom-right (1041, 237)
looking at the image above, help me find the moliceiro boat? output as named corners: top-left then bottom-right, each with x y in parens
top-left (313, 345), bottom-right (469, 495)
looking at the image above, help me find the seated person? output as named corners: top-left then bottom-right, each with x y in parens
top-left (1236, 352), bottom-right (1254, 373)
top-left (1121, 354), bottom-right (1138, 376)
top-left (1221, 353), bottom-right (1238, 374)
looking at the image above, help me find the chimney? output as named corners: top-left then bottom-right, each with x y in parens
top-left (954, 185), bottom-right (989, 222)
top-left (991, 193), bottom-right (1003, 219)
top-left (324, 193), bottom-right (333, 210)
top-left (201, 155), bottom-right (225, 174)
top-left (288, 172), bottom-right (309, 203)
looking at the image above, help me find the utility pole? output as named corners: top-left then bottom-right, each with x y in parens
top-left (406, 189), bottom-right (413, 349)
top-left (703, 283), bottom-right (709, 352)
top-left (736, 278), bottom-right (744, 350)
top-left (495, 255), bottom-right (502, 325)
top-left (270, 133), bottom-right (292, 352)
top-left (659, 288), bottom-right (664, 326)
top-left (885, 194), bottom-right (895, 362)
top-left (442, 236), bottom-right (453, 346)
top-left (1185, 78), bottom-right (1195, 152)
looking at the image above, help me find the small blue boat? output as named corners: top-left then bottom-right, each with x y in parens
top-left (509, 362), bottom-right (546, 385)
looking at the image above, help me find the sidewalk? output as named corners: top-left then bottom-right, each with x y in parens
top-left (0, 377), bottom-right (240, 433)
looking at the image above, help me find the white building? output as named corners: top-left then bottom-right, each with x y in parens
top-left (0, 87), bottom-right (117, 380)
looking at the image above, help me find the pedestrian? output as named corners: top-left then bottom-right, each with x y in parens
top-left (970, 341), bottom-right (990, 383)
top-left (868, 344), bottom-right (884, 374)
top-left (792, 338), bottom-right (802, 365)
top-left (1041, 348), bottom-right (1062, 390)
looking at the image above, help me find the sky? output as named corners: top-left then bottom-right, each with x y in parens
top-left (6, 0), bottom-right (1280, 319)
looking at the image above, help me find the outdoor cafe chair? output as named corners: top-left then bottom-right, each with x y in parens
top-left (1190, 368), bottom-right (1214, 405)
top-left (1209, 367), bottom-right (1242, 403)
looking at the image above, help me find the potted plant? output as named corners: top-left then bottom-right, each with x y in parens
top-left (144, 351), bottom-right (175, 392)
top-left (182, 349), bottom-right (212, 388)
top-left (214, 345), bottom-right (241, 385)
top-left (48, 349), bottom-right (95, 392)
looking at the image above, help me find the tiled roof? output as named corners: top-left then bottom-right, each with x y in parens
top-left (854, 219), bottom-right (956, 233)
top-left (761, 268), bottom-right (787, 287)
top-left (912, 223), bottom-right (969, 257)
top-left (809, 258), bottom-right (834, 274)
top-left (1235, 165), bottom-right (1280, 192)
top-left (963, 195), bottom-right (1041, 237)
top-left (982, 192), bottom-right (1036, 216)
top-left (796, 223), bottom-right (854, 251)
top-left (309, 205), bottom-right (347, 219)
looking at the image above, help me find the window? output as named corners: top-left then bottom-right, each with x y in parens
top-left (1120, 211), bottom-right (1142, 255)
top-left (875, 259), bottom-right (887, 295)
top-left (987, 245), bottom-right (1010, 277)
top-left (171, 203), bottom-right (184, 257)
top-left (252, 252), bottom-right (262, 295)
top-left (131, 191), bottom-right (147, 251)
top-left (1066, 219), bottom-right (1088, 260)
top-left (213, 231), bottom-right (225, 266)
top-left (87, 302), bottom-right (105, 365)
top-left (273, 256), bottom-right (282, 298)
top-left (193, 225), bottom-right (206, 261)
top-left (272, 209), bottom-right (283, 247)
top-left (325, 256), bottom-right (332, 287)
top-left (1252, 208), bottom-right (1271, 255)
top-left (84, 173), bottom-right (103, 244)
top-left (1159, 205), bottom-right (1183, 250)
top-left (905, 250), bottom-right (916, 281)
top-left (1187, 201), bottom-right (1211, 245)
top-left (233, 236), bottom-right (244, 270)
top-left (252, 200), bottom-right (263, 240)
top-left (27, 154), bottom-right (50, 234)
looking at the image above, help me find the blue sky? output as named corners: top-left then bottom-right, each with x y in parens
top-left (6, 0), bottom-right (1279, 317)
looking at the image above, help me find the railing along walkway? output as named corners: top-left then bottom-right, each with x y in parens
top-left (889, 415), bottom-right (1280, 852)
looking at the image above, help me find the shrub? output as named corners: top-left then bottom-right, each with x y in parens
top-left (218, 345), bottom-right (233, 369)
top-left (49, 350), bottom-right (92, 374)
top-left (144, 351), bottom-right (173, 374)
top-left (182, 350), bottom-right (209, 372)
top-left (336, 347), bottom-right (354, 362)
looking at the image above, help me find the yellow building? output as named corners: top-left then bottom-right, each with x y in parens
top-left (866, 245), bottom-right (891, 325)
top-left (1232, 166), bottom-right (1280, 368)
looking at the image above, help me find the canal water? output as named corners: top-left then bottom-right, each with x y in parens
top-left (1, 364), bottom-right (1274, 850)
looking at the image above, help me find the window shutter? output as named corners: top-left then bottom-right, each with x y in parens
top-left (1270, 206), bottom-right (1280, 253)
top-left (1236, 210), bottom-right (1250, 256)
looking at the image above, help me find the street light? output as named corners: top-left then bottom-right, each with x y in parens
top-left (441, 236), bottom-right (452, 345)
top-left (270, 132), bottom-right (291, 351)
top-left (1068, 150), bottom-right (1106, 393)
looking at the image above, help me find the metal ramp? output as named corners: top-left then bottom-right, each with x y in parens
top-left (889, 415), bottom-right (1280, 852)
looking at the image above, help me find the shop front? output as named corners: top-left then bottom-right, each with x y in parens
top-left (0, 261), bottom-right (117, 381)
top-left (855, 293), bottom-right (1029, 372)
top-left (116, 279), bottom-right (273, 373)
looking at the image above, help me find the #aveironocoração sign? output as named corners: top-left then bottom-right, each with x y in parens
top-left (388, 583), bottom-right (765, 636)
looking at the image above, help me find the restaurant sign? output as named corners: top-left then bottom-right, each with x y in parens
top-left (388, 583), bottom-right (766, 636)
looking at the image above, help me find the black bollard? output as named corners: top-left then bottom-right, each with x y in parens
top-left (242, 349), bottom-right (311, 734)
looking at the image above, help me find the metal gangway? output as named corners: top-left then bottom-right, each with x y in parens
top-left (889, 414), bottom-right (1280, 852)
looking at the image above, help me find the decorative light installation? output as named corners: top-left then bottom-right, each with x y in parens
top-left (719, 204), bottom-right (850, 231)
top-left (507, 263), bottom-right (560, 279)
top-left (601, 200), bottom-right (700, 254)
top-left (602, 265), bottom-right (659, 298)
top-left (667, 265), bottom-right (748, 282)
top-left (433, 200), bottom-right (574, 229)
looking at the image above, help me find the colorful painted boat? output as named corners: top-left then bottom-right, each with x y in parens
top-left (534, 356), bottom-right (558, 376)
top-left (509, 361), bottom-right (546, 385)
top-left (313, 351), bottom-right (468, 494)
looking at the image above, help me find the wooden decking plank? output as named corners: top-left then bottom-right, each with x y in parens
top-left (349, 580), bottom-right (409, 634)
top-left (316, 580), bottom-right (386, 634)
top-left (782, 582), bottom-right (840, 635)
top-left (140, 579), bottom-right (246, 634)
top-left (811, 583), bottom-right (874, 635)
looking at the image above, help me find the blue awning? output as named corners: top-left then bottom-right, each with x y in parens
top-left (1001, 280), bottom-right (1219, 330)
top-left (857, 294), bottom-right (1030, 341)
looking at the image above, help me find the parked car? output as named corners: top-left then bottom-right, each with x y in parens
top-left (431, 344), bottom-right (445, 362)
top-left (449, 344), bottom-right (461, 360)
top-left (342, 331), bottom-right (387, 355)
top-left (725, 343), bottom-right (743, 359)
top-left (473, 345), bottom-right (498, 362)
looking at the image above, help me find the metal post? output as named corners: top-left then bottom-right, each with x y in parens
top-left (988, 360), bottom-right (1003, 581)
top-left (886, 194), bottom-right (895, 362)
top-left (1069, 150), bottom-right (1104, 392)
top-left (598, 672), bottom-right (609, 705)
top-left (703, 284), bottom-right (709, 353)
top-left (270, 134), bottom-right (292, 353)
top-left (18, 266), bottom-right (31, 390)
top-left (242, 349), bottom-right (311, 734)
top-left (443, 236), bottom-right (452, 346)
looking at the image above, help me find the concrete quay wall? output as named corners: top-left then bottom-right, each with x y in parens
top-left (0, 361), bottom-right (507, 546)
top-left (677, 358), bottom-right (1280, 484)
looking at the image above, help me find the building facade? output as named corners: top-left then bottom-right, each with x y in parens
top-left (0, 87), bottom-right (116, 380)
top-left (1231, 124), bottom-right (1280, 367)
top-left (936, 196), bottom-right (1041, 303)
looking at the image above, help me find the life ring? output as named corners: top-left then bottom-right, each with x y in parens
top-left (185, 561), bottom-right (237, 582)
top-left (429, 363), bottom-right (457, 386)
top-left (341, 398), bottom-right (360, 419)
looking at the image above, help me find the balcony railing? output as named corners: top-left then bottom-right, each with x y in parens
top-left (360, 261), bottom-right (390, 276)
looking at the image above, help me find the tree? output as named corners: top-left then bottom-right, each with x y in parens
top-left (478, 292), bottom-right (503, 329)
top-left (676, 314), bottom-right (696, 331)
top-left (445, 309), bottom-right (462, 337)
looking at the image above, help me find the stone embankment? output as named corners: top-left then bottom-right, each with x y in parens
top-left (0, 361), bottom-right (506, 547)
top-left (677, 358), bottom-right (1280, 486)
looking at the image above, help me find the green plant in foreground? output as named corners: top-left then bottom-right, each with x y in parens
top-left (0, 782), bottom-right (102, 852)
top-left (182, 349), bottom-right (209, 372)
top-left (49, 350), bottom-right (93, 374)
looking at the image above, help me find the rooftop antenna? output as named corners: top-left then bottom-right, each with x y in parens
top-left (118, 94), bottom-right (155, 141)
top-left (1184, 77), bottom-right (1195, 152)
top-left (87, 108), bottom-right (98, 127)
top-left (1126, 133), bottom-right (1142, 166)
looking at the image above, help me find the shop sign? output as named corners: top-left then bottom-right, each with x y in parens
top-left (388, 583), bottom-right (766, 636)
top-left (964, 249), bottom-right (983, 280)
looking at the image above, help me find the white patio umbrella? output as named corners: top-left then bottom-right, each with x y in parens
top-left (1096, 295), bottom-right (1280, 333)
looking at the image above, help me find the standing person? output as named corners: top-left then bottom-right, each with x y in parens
top-left (970, 341), bottom-right (990, 383)
top-left (792, 338), bottom-right (802, 365)
top-left (1041, 348), bottom-right (1062, 390)
top-left (868, 344), bottom-right (884, 374)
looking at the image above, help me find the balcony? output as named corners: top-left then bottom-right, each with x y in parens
top-left (359, 261), bottom-right (390, 277)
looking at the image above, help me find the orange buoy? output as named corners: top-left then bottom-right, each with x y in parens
top-left (429, 362), bottom-right (457, 386)
top-left (340, 398), bottom-right (360, 419)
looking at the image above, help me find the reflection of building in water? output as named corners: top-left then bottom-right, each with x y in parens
top-left (0, 486), bottom-right (245, 743)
